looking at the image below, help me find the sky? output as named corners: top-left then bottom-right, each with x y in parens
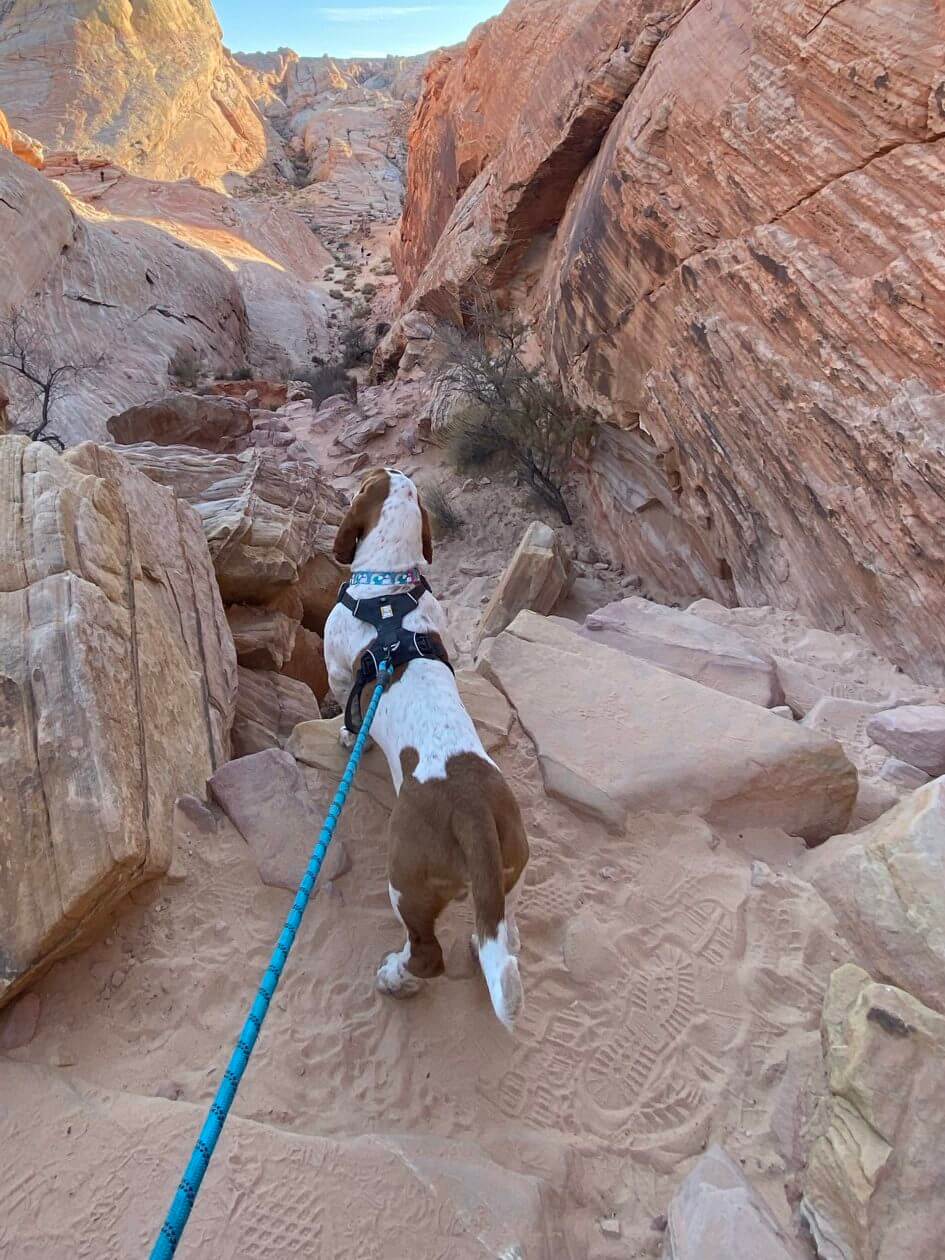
top-left (214, 1), bottom-right (507, 59)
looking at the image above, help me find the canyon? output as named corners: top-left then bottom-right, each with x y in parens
top-left (1, 2), bottom-right (944, 1258)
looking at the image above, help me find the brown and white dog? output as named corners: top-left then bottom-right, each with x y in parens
top-left (323, 468), bottom-right (529, 1028)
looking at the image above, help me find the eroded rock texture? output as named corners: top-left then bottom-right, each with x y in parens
top-left (0, 437), bottom-right (236, 1008)
top-left (236, 51), bottom-right (430, 241)
top-left (0, 0), bottom-right (271, 188)
top-left (395, 0), bottom-right (945, 684)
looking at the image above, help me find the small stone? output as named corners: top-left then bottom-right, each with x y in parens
top-left (478, 476), bottom-right (491, 486)
top-left (879, 757), bottom-right (931, 790)
top-left (174, 795), bottom-right (217, 836)
top-left (154, 1081), bottom-right (181, 1101)
top-left (750, 860), bottom-right (772, 887)
top-left (651, 1214), bottom-right (668, 1232)
top-left (52, 1050), bottom-right (77, 1068)
top-left (599, 1216), bottom-right (621, 1238)
top-left (111, 969), bottom-right (127, 989)
top-left (770, 705), bottom-right (795, 719)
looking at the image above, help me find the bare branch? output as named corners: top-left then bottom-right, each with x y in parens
top-left (0, 305), bottom-right (106, 448)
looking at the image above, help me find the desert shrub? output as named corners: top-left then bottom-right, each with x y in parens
top-left (419, 480), bottom-right (463, 538)
top-left (341, 325), bottom-right (370, 368)
top-left (168, 344), bottom-right (205, 389)
top-left (329, 288), bottom-right (345, 300)
top-left (294, 364), bottom-right (357, 405)
top-left (436, 297), bottom-right (592, 524)
top-left (361, 282), bottom-right (378, 298)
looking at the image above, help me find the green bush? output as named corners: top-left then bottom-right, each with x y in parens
top-left (437, 299), bottom-right (592, 525)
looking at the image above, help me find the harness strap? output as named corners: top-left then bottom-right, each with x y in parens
top-left (338, 578), bottom-right (454, 734)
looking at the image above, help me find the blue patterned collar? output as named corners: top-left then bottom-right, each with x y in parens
top-left (349, 567), bottom-right (422, 588)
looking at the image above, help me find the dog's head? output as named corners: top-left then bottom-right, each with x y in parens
top-left (332, 467), bottom-right (433, 567)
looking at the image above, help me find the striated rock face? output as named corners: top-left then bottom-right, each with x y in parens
top-left (231, 667), bottom-right (320, 759)
top-left (0, 436), bottom-right (236, 1008)
top-left (110, 443), bottom-right (345, 604)
top-left (0, 0), bottom-right (270, 188)
top-left (802, 965), bottom-right (945, 1260)
top-left (395, 0), bottom-right (945, 685)
top-left (0, 148), bottom-right (251, 445)
top-left (54, 164), bottom-right (333, 382)
top-left (236, 51), bottom-right (430, 242)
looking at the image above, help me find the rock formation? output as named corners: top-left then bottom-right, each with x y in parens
top-left (0, 0), bottom-right (271, 188)
top-left (478, 610), bottom-right (857, 839)
top-left (237, 52), bottom-right (430, 240)
top-left (55, 163), bottom-right (334, 379)
top-left (802, 965), bottom-right (945, 1260)
top-left (0, 436), bottom-right (236, 1008)
top-left (0, 144), bottom-right (249, 444)
top-left (393, 0), bottom-right (945, 685)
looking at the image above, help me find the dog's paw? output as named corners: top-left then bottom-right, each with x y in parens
top-left (376, 951), bottom-right (423, 999)
top-left (338, 725), bottom-right (358, 749)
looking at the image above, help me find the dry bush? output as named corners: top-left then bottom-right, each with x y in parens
top-left (436, 293), bottom-right (592, 524)
top-left (420, 480), bottom-right (464, 538)
top-left (295, 364), bottom-right (357, 405)
top-left (168, 344), bottom-right (205, 389)
top-left (0, 307), bottom-right (105, 450)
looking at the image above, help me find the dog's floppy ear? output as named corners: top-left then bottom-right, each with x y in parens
top-left (419, 501), bottom-right (434, 563)
top-left (333, 499), bottom-right (363, 565)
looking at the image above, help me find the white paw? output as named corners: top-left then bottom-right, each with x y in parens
top-left (338, 726), bottom-right (358, 749)
top-left (376, 952), bottom-right (423, 999)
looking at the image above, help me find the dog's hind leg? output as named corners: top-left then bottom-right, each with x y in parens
top-left (376, 882), bottom-right (446, 998)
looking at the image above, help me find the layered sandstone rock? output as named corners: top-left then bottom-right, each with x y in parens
top-left (866, 705), bottom-right (945, 777)
top-left (478, 611), bottom-right (857, 840)
top-left (395, 0), bottom-right (945, 686)
top-left (0, 436), bottom-right (236, 1009)
top-left (56, 165), bottom-right (333, 380)
top-left (0, 0), bottom-right (271, 188)
top-left (476, 521), bottom-right (572, 646)
top-left (107, 394), bottom-right (255, 452)
top-left (806, 780), bottom-right (945, 1015)
top-left (236, 51), bottom-right (430, 240)
top-left (231, 667), bottom-right (320, 759)
top-left (0, 148), bottom-right (250, 444)
top-left (802, 966), bottom-right (945, 1260)
top-left (110, 443), bottom-right (345, 603)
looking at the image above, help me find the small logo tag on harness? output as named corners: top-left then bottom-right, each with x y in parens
top-left (381, 604), bottom-right (394, 619)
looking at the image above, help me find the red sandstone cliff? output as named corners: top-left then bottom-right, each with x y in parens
top-left (394, 0), bottom-right (945, 684)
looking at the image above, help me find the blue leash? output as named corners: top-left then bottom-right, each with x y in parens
top-left (150, 664), bottom-right (392, 1259)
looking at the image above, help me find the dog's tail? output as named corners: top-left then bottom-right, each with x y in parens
top-left (453, 805), bottom-right (523, 1031)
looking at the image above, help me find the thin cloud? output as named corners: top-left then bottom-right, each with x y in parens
top-left (320, 5), bottom-right (438, 21)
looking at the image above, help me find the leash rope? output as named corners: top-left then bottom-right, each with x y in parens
top-left (150, 663), bottom-right (393, 1259)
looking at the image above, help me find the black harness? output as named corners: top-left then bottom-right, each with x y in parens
top-left (338, 577), bottom-right (454, 734)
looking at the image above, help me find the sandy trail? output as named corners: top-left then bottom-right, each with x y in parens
top-left (0, 684), bottom-right (844, 1257)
